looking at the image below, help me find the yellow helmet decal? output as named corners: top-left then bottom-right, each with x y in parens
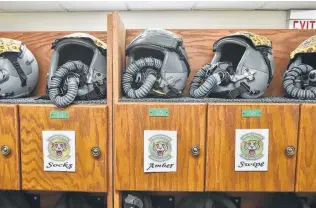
top-left (0, 38), bottom-right (22, 55)
top-left (63, 32), bottom-right (107, 50)
top-left (290, 35), bottom-right (316, 59)
top-left (227, 31), bottom-right (272, 48)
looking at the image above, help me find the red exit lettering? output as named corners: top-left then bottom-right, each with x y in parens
top-left (293, 20), bottom-right (316, 29)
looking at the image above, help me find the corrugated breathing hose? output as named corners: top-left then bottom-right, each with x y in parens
top-left (122, 57), bottom-right (162, 98)
top-left (189, 64), bottom-right (228, 98)
top-left (283, 64), bottom-right (316, 99)
top-left (49, 60), bottom-right (89, 108)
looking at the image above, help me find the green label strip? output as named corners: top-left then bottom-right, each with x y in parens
top-left (242, 109), bottom-right (261, 118)
top-left (50, 111), bottom-right (69, 119)
top-left (149, 108), bottom-right (169, 117)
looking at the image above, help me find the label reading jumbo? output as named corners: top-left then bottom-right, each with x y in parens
top-left (144, 130), bottom-right (177, 173)
top-left (42, 130), bottom-right (76, 172)
top-left (235, 129), bottom-right (269, 172)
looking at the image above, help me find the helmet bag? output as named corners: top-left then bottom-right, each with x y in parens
top-left (177, 193), bottom-right (237, 208)
top-left (266, 193), bottom-right (310, 208)
top-left (0, 191), bottom-right (31, 208)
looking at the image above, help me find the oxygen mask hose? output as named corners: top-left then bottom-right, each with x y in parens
top-left (48, 60), bottom-right (89, 108)
top-left (189, 64), bottom-right (230, 98)
top-left (283, 64), bottom-right (316, 99)
top-left (122, 57), bottom-right (162, 98)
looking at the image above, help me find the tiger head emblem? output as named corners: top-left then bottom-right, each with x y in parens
top-left (51, 142), bottom-right (67, 158)
top-left (153, 141), bottom-right (168, 158)
top-left (148, 134), bottom-right (172, 162)
top-left (244, 140), bottom-right (260, 156)
top-left (47, 135), bottom-right (71, 161)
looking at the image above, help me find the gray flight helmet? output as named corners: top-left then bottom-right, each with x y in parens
top-left (0, 38), bottom-right (39, 98)
top-left (48, 33), bottom-right (107, 97)
top-left (211, 32), bottom-right (274, 99)
top-left (283, 35), bottom-right (316, 99)
top-left (123, 192), bottom-right (153, 208)
top-left (122, 28), bottom-right (190, 98)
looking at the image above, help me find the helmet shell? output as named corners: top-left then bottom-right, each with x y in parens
top-left (210, 32), bottom-right (274, 99)
top-left (48, 33), bottom-right (107, 97)
top-left (0, 38), bottom-right (39, 98)
top-left (288, 35), bottom-right (316, 69)
top-left (125, 28), bottom-right (190, 96)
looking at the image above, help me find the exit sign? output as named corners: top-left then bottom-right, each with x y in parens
top-left (289, 10), bottom-right (316, 29)
top-left (289, 20), bottom-right (316, 29)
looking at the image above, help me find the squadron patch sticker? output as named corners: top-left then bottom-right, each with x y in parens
top-left (235, 129), bottom-right (269, 172)
top-left (144, 130), bottom-right (177, 173)
top-left (43, 131), bottom-right (75, 172)
top-left (47, 135), bottom-right (71, 161)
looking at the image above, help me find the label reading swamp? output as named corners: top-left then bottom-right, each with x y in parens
top-left (235, 129), bottom-right (269, 172)
top-left (144, 130), bottom-right (177, 173)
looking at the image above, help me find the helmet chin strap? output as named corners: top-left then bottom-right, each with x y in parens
top-left (4, 52), bottom-right (27, 87)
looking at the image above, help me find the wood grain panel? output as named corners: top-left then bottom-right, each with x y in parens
top-left (206, 103), bottom-right (299, 192)
top-left (0, 32), bottom-right (107, 96)
top-left (296, 104), bottom-right (316, 192)
top-left (124, 29), bottom-right (316, 97)
top-left (113, 11), bottom-right (126, 103)
top-left (114, 191), bottom-right (121, 208)
top-left (114, 103), bottom-right (206, 191)
top-left (20, 104), bottom-right (107, 192)
top-left (0, 105), bottom-right (20, 190)
top-left (107, 13), bottom-right (114, 208)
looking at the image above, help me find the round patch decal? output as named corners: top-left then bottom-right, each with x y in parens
top-left (148, 134), bottom-right (172, 162)
top-left (47, 135), bottom-right (71, 161)
top-left (240, 132), bottom-right (264, 160)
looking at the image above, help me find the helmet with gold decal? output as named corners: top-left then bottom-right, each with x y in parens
top-left (189, 31), bottom-right (274, 99)
top-left (0, 38), bottom-right (39, 98)
top-left (47, 32), bottom-right (107, 107)
top-left (283, 35), bottom-right (316, 99)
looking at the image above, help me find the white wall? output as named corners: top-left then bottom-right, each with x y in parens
top-left (0, 10), bottom-right (287, 31)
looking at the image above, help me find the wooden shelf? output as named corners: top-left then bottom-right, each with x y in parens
top-left (114, 102), bottom-right (206, 191)
top-left (296, 104), bottom-right (316, 192)
top-left (0, 104), bottom-right (20, 190)
top-left (206, 103), bottom-right (299, 192)
top-left (0, 19), bottom-right (113, 204)
top-left (111, 11), bottom-right (315, 208)
top-left (20, 104), bottom-right (108, 192)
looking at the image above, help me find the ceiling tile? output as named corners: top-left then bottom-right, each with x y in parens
top-left (194, 1), bottom-right (265, 10)
top-left (59, 1), bottom-right (127, 11)
top-left (0, 1), bottom-right (66, 12)
top-left (126, 1), bottom-right (195, 10)
top-left (259, 1), bottom-right (316, 10)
